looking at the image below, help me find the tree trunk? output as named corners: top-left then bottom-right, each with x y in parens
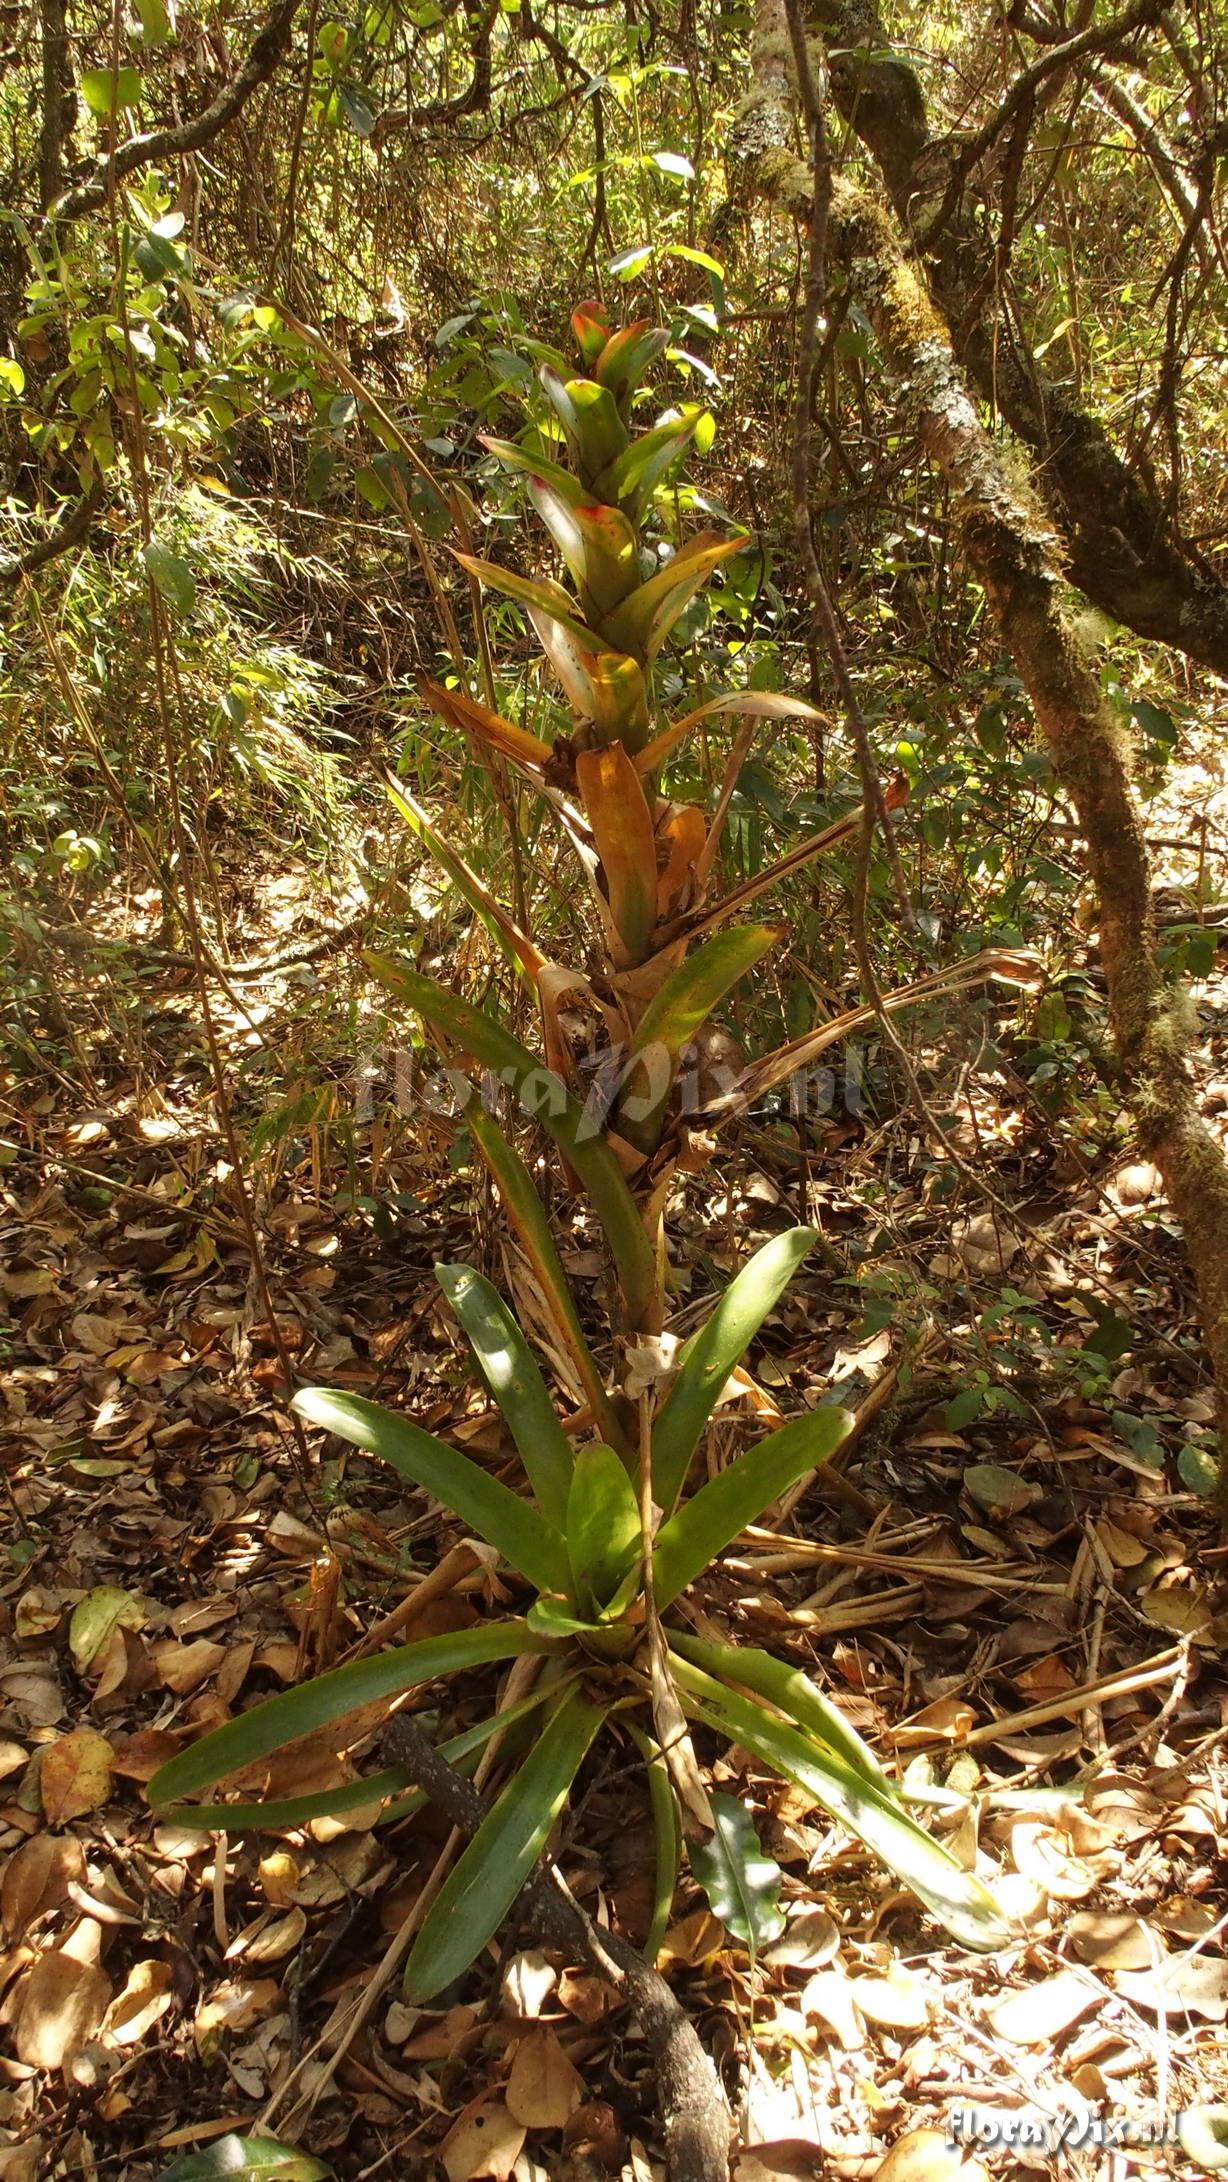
top-left (798, 0), bottom-right (1228, 678)
top-left (729, 7), bottom-right (1228, 1520)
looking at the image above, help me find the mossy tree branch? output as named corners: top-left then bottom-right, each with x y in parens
top-left (799, 0), bottom-right (1228, 677)
top-left (729, 10), bottom-right (1228, 1526)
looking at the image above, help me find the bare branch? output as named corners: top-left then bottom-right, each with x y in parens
top-left (0, 480), bottom-right (103, 583)
top-left (921, 0), bottom-right (1167, 250)
top-left (50, 0), bottom-right (302, 223)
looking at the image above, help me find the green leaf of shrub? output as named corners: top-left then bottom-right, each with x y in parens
top-left (944, 1388), bottom-right (983, 1430)
top-left (626, 1722), bottom-right (680, 1961)
top-left (80, 65), bottom-right (143, 114)
top-left (1178, 1443), bottom-right (1218, 1497)
top-left (649, 149), bottom-right (694, 181)
top-left (691, 1792), bottom-right (785, 1955)
top-left (143, 539), bottom-right (196, 614)
top-left (603, 410), bottom-right (700, 509)
top-left (338, 83), bottom-right (376, 135)
top-left (133, 0), bottom-right (171, 45)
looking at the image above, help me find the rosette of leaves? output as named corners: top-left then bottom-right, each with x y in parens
top-left (150, 1219), bottom-right (1008, 1996)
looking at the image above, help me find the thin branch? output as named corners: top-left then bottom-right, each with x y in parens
top-left (920, 0), bottom-right (1166, 251)
top-left (0, 481), bottom-right (103, 583)
top-left (372, 0), bottom-right (497, 139)
top-left (51, 0), bottom-right (303, 223)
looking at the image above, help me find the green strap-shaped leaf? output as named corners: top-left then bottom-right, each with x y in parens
top-left (566, 1442), bottom-right (641, 1610)
top-left (583, 647), bottom-right (652, 748)
top-left (593, 324), bottom-right (670, 409)
top-left (652, 1227), bottom-right (820, 1511)
top-left (526, 1595), bottom-right (602, 1640)
top-left (672, 1658), bottom-right (1010, 1953)
top-left (690, 1792), bottom-right (785, 1957)
top-left (406, 1688), bottom-right (607, 2000)
top-left (668, 1632), bottom-right (890, 1793)
top-left (384, 780), bottom-right (543, 990)
top-left (625, 1720), bottom-right (681, 1963)
top-left (528, 479), bottom-right (640, 617)
top-left (161, 1682), bottom-right (566, 1833)
top-left (436, 1262), bottom-right (574, 1529)
top-left (572, 301), bottom-right (610, 367)
top-left (635, 688), bottom-right (827, 778)
top-left (366, 959), bottom-right (658, 1330)
top-left (165, 1766), bottom-right (413, 1834)
top-left (600, 410), bottom-right (700, 512)
top-left (148, 1623), bottom-right (547, 1809)
top-left (540, 370), bottom-right (628, 485)
top-left (603, 533), bottom-right (742, 661)
top-left (453, 550), bottom-right (605, 652)
top-left (479, 433), bottom-right (585, 505)
top-left (631, 927), bottom-right (781, 1065)
top-left (293, 1389), bottom-right (572, 1597)
top-left (618, 923), bottom-right (781, 1154)
top-left (652, 1404), bottom-right (852, 1607)
top-left (466, 1105), bottom-right (629, 1454)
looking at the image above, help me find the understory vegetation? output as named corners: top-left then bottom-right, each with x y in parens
top-left (1, 0), bottom-right (1227, 2176)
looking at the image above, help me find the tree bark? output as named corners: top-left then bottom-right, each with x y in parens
top-left (38, 0), bottom-right (74, 210)
top-left (790, 0), bottom-right (1228, 677)
top-left (729, 9), bottom-right (1228, 1520)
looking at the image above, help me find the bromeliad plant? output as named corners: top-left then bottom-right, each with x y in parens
top-left (150, 304), bottom-right (1013, 1991)
top-left (150, 1228), bottom-right (1007, 1992)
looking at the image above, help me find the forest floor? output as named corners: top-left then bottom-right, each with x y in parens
top-left (3, 840), bottom-right (1228, 2182)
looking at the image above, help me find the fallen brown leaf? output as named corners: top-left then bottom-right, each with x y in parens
top-left (41, 1728), bottom-right (114, 1825)
top-left (1115, 1955), bottom-right (1228, 2020)
top-left (1068, 1910), bottom-right (1156, 1971)
top-left (15, 1950), bottom-right (112, 2070)
top-left (505, 2025), bottom-right (584, 2130)
top-left (102, 1957), bottom-right (174, 2045)
top-left (2, 1832), bottom-right (85, 1940)
top-left (874, 2128), bottom-right (990, 2182)
top-left (439, 2098), bottom-right (526, 2182)
top-left (987, 1969), bottom-right (1100, 2046)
